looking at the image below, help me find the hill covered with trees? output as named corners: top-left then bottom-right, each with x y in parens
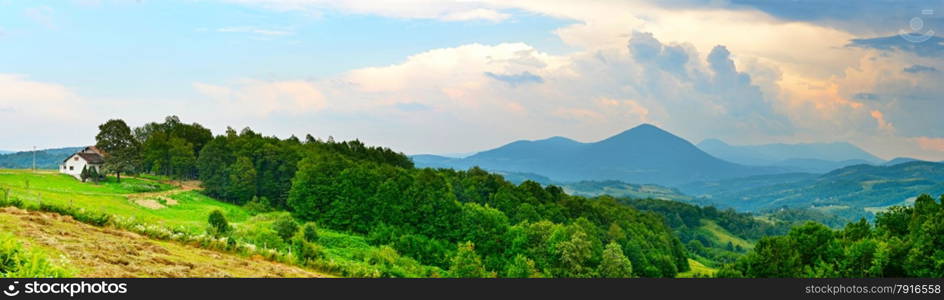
top-left (90, 116), bottom-right (690, 278)
top-left (0, 147), bottom-right (83, 169)
top-left (720, 194), bottom-right (944, 277)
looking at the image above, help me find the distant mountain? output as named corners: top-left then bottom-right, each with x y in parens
top-left (412, 124), bottom-right (776, 186)
top-left (697, 139), bottom-right (883, 173)
top-left (680, 161), bottom-right (944, 212)
top-left (0, 147), bottom-right (84, 169)
top-left (883, 157), bottom-right (924, 166)
top-left (0, 150), bottom-right (11, 155)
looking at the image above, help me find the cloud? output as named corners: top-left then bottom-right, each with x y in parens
top-left (193, 80), bottom-right (326, 117)
top-left (222, 0), bottom-right (510, 22)
top-left (24, 6), bottom-right (56, 28)
top-left (484, 71), bottom-right (544, 87)
top-left (0, 74), bottom-right (95, 149)
top-left (915, 136), bottom-right (944, 152)
top-left (848, 35), bottom-right (944, 58)
top-left (904, 64), bottom-right (939, 73)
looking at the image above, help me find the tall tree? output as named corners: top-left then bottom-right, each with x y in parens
top-left (95, 119), bottom-right (139, 182)
top-left (599, 242), bottom-right (633, 278)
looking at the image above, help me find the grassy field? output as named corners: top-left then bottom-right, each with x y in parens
top-left (697, 219), bottom-right (753, 250)
top-left (0, 169), bottom-right (441, 278)
top-left (676, 259), bottom-right (717, 278)
top-left (0, 207), bottom-right (323, 277)
top-left (0, 170), bottom-right (248, 234)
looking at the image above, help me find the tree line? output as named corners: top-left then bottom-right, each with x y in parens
top-left (93, 116), bottom-right (689, 277)
top-left (719, 194), bottom-right (944, 278)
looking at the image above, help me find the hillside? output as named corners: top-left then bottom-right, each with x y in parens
top-left (0, 169), bottom-right (443, 278)
top-left (680, 161), bottom-right (944, 213)
top-left (697, 139), bottom-right (882, 173)
top-left (0, 147), bottom-right (83, 169)
top-left (413, 124), bottom-right (776, 186)
top-left (0, 207), bottom-right (324, 277)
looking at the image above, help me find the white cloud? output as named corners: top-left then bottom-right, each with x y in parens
top-left (0, 74), bottom-right (94, 149)
top-left (222, 0), bottom-right (511, 22)
top-left (193, 80), bottom-right (327, 117)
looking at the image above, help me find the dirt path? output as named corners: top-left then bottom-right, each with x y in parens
top-left (127, 179), bottom-right (202, 209)
top-left (0, 207), bottom-right (328, 278)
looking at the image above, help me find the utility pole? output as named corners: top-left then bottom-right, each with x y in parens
top-left (32, 146), bottom-right (36, 171)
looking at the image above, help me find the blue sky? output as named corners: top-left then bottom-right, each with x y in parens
top-left (1, 0), bottom-right (943, 161)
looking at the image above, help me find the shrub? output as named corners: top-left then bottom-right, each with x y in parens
top-left (208, 210), bottom-right (230, 236)
top-left (273, 215), bottom-right (299, 241)
top-left (244, 196), bottom-right (274, 214)
top-left (302, 222), bottom-right (319, 243)
top-left (296, 241), bottom-right (324, 263)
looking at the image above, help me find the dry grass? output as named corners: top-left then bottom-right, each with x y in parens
top-left (0, 207), bottom-right (327, 278)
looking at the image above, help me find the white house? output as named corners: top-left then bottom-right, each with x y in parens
top-left (60, 146), bottom-right (106, 179)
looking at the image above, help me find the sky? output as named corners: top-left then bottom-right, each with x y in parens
top-left (1, 0), bottom-right (943, 161)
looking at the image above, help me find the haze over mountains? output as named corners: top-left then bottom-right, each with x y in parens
top-left (413, 123), bottom-right (938, 189)
top-left (697, 139), bottom-right (884, 173)
top-left (0, 147), bottom-right (83, 169)
top-left (414, 124), bottom-right (776, 186)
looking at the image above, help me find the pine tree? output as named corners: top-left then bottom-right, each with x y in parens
top-left (80, 166), bottom-right (90, 183)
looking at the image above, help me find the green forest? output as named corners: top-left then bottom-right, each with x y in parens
top-left (87, 116), bottom-right (944, 278)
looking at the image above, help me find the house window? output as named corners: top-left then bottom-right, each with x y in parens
top-left (74, 157), bottom-right (78, 161)
top-left (69, 166), bottom-right (74, 171)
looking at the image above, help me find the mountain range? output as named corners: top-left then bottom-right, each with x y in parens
top-left (0, 147), bottom-right (84, 169)
top-left (413, 124), bottom-right (777, 186)
top-left (679, 161), bottom-right (944, 213)
top-left (696, 139), bottom-right (883, 173)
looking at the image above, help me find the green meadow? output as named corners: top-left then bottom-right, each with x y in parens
top-left (0, 169), bottom-right (441, 278)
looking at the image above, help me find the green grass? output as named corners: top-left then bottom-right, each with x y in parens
top-left (697, 219), bottom-right (753, 250)
top-left (0, 170), bottom-right (236, 234)
top-left (0, 232), bottom-right (72, 278)
top-left (0, 169), bottom-right (442, 277)
top-left (676, 259), bottom-right (717, 278)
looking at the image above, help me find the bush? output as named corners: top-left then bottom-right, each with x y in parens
top-left (244, 196), bottom-right (274, 214)
top-left (0, 233), bottom-right (71, 278)
top-left (273, 215), bottom-right (299, 241)
top-left (296, 241), bottom-right (324, 263)
top-left (208, 210), bottom-right (230, 235)
top-left (302, 222), bottom-right (319, 243)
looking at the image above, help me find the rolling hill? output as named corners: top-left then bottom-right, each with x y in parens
top-left (413, 124), bottom-right (777, 186)
top-left (679, 161), bottom-right (944, 212)
top-left (0, 147), bottom-right (83, 169)
top-left (696, 139), bottom-right (883, 173)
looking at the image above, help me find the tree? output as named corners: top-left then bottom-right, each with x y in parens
top-left (208, 210), bottom-right (230, 236)
top-left (80, 166), bottom-right (90, 183)
top-left (504, 254), bottom-right (542, 278)
top-left (599, 242), bottom-right (633, 278)
top-left (558, 229), bottom-right (593, 278)
top-left (273, 214), bottom-right (299, 241)
top-left (226, 156), bottom-right (256, 204)
top-left (95, 119), bottom-right (139, 183)
top-left (449, 242), bottom-right (491, 278)
top-left (89, 167), bottom-right (101, 184)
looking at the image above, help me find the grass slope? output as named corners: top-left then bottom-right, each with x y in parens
top-left (697, 219), bottom-right (752, 250)
top-left (676, 259), bottom-right (717, 278)
top-left (0, 169), bottom-right (441, 277)
top-left (0, 207), bottom-right (323, 277)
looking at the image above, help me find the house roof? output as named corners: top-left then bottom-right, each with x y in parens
top-left (62, 151), bottom-right (105, 164)
top-left (77, 153), bottom-right (105, 164)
